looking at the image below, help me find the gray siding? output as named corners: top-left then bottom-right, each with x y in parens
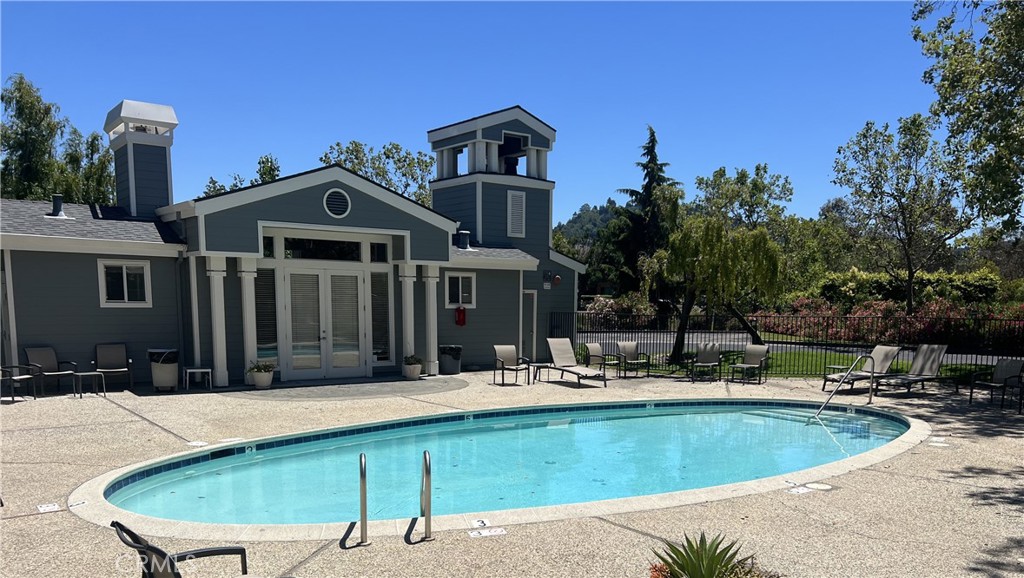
top-left (223, 261), bottom-right (245, 380)
top-left (11, 251), bottom-right (181, 385)
top-left (195, 257), bottom-right (214, 371)
top-left (184, 217), bottom-right (201, 253)
top-left (114, 146), bottom-right (130, 211)
top-left (132, 144), bottom-right (170, 218)
top-left (436, 268), bottom-right (520, 367)
top-left (430, 182), bottom-right (476, 238)
top-left (480, 182), bottom-right (550, 254)
top-left (431, 131), bottom-right (476, 150)
top-left (481, 120), bottom-right (551, 149)
top-left (203, 180), bottom-right (451, 261)
top-left (526, 258), bottom-right (576, 363)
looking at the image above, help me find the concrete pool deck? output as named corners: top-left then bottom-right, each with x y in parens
top-left (1, 373), bottom-right (1022, 577)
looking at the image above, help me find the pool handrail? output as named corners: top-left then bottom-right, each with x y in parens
top-left (420, 450), bottom-right (434, 541)
top-left (815, 354), bottom-right (874, 418)
top-left (358, 452), bottom-right (370, 546)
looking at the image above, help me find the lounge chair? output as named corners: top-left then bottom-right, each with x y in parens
top-left (691, 343), bottom-right (721, 382)
top-left (585, 343), bottom-right (621, 378)
top-left (821, 345), bottom-right (901, 392)
top-left (24, 346), bottom-right (77, 395)
top-left (874, 344), bottom-right (948, 392)
top-left (969, 359), bottom-right (1024, 414)
top-left (616, 341), bottom-right (650, 377)
top-left (92, 343), bottom-right (135, 390)
top-left (1, 365), bottom-right (37, 402)
top-left (544, 338), bottom-right (606, 387)
top-left (729, 344), bottom-right (769, 384)
top-left (111, 521), bottom-right (251, 578)
top-left (493, 345), bottom-right (530, 386)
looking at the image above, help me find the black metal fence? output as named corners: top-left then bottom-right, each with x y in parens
top-left (548, 311), bottom-right (1024, 382)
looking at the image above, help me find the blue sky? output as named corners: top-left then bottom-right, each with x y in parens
top-left (1, 2), bottom-right (938, 225)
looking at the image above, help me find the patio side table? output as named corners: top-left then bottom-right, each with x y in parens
top-left (182, 367), bottom-right (212, 391)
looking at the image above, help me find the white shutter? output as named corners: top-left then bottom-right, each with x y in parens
top-left (508, 190), bottom-right (526, 238)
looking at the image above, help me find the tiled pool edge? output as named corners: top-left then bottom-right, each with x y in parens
top-left (68, 398), bottom-right (930, 542)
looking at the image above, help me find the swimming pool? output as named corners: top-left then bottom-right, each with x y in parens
top-left (102, 400), bottom-right (909, 526)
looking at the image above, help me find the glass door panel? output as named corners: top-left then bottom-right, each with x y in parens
top-left (289, 273), bottom-right (322, 370)
top-left (330, 274), bottom-right (360, 369)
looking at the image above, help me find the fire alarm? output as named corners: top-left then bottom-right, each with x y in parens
top-left (553, 275), bottom-right (562, 286)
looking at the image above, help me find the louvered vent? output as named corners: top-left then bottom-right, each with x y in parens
top-left (323, 189), bottom-right (351, 218)
top-left (508, 190), bottom-right (525, 238)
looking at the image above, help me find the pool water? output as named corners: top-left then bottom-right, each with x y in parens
top-left (106, 402), bottom-right (907, 524)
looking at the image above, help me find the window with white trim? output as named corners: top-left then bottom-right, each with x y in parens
top-left (445, 272), bottom-right (476, 309)
top-left (507, 190), bottom-right (526, 238)
top-left (98, 260), bottom-right (152, 308)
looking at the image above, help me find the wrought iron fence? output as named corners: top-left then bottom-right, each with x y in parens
top-left (548, 311), bottom-right (1024, 382)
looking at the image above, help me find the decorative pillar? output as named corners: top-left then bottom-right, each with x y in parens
top-left (423, 265), bottom-right (439, 375)
top-left (238, 257), bottom-right (258, 385)
top-left (207, 256), bottom-right (229, 387)
top-left (435, 151), bottom-right (444, 179)
top-left (537, 150), bottom-right (548, 180)
top-left (474, 141), bottom-right (487, 173)
top-left (467, 144), bottom-right (477, 174)
top-left (487, 143), bottom-right (499, 173)
top-left (399, 264), bottom-right (416, 362)
top-left (527, 149), bottom-right (538, 178)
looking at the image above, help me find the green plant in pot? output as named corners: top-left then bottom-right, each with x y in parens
top-left (247, 360), bottom-right (276, 389)
top-left (403, 355), bottom-right (422, 380)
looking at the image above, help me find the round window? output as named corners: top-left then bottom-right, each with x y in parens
top-left (323, 189), bottom-right (351, 218)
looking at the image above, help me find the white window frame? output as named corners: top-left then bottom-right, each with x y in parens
top-left (97, 259), bottom-right (152, 308)
top-left (507, 190), bottom-right (526, 238)
top-left (444, 271), bottom-right (477, 309)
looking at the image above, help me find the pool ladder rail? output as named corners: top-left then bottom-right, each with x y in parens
top-left (354, 449), bottom-right (434, 545)
top-left (814, 354), bottom-right (876, 419)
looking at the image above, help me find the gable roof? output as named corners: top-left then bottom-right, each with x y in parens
top-left (0, 199), bottom-right (184, 256)
top-left (426, 105), bottom-right (556, 144)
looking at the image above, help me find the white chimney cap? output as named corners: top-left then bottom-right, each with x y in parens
top-left (104, 100), bottom-right (178, 134)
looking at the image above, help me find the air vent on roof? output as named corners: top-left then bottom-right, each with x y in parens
top-left (323, 189), bottom-right (351, 219)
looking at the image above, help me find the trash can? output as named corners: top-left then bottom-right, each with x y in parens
top-left (148, 348), bottom-right (179, 391)
top-left (439, 345), bottom-right (462, 375)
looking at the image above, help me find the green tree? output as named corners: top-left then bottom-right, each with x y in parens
top-left (56, 127), bottom-right (115, 205)
top-left (320, 141), bottom-right (434, 205)
top-left (203, 176), bottom-right (228, 197)
top-left (833, 113), bottom-right (974, 314)
top-left (913, 0), bottom-right (1024, 231)
top-left (695, 163), bottom-right (793, 230)
top-left (251, 154), bottom-right (280, 186)
top-left (1, 73), bottom-right (66, 199)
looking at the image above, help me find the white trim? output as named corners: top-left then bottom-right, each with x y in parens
top-left (443, 271), bottom-right (477, 309)
top-left (427, 107), bottom-right (556, 145)
top-left (399, 264), bottom-right (416, 362)
top-left (0, 234), bottom-right (184, 257)
top-left (3, 250), bottom-right (18, 366)
top-left (238, 257), bottom-right (258, 385)
top-left (549, 249), bottom-right (587, 273)
top-left (188, 255), bottom-right (201, 366)
top-left (322, 188), bottom-right (352, 219)
top-left (507, 190), bottom-right (526, 238)
top-left (198, 213), bottom-right (208, 253)
top-left (180, 166), bottom-right (458, 233)
top-left (97, 259), bottom-right (153, 308)
top-left (207, 256), bottom-right (229, 386)
top-left (476, 181), bottom-right (483, 244)
top-left (431, 172), bottom-right (555, 191)
top-left (450, 254), bottom-right (538, 271)
top-left (156, 200), bottom-right (196, 220)
top-left (423, 265), bottom-right (439, 375)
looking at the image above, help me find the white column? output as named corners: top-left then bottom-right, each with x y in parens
top-left (441, 149), bottom-right (452, 178)
top-left (526, 148), bottom-right (538, 178)
top-left (487, 143), bottom-right (499, 173)
top-left (399, 264), bottom-right (416, 362)
top-left (474, 141), bottom-right (487, 173)
top-left (423, 265), bottom-right (439, 375)
top-left (238, 257), bottom-right (258, 385)
top-left (467, 144), bottom-right (477, 174)
top-left (435, 151), bottom-right (444, 179)
top-left (537, 150), bottom-right (548, 180)
top-left (207, 256), bottom-right (229, 387)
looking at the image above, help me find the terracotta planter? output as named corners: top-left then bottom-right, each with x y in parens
top-left (251, 371), bottom-right (273, 389)
top-left (402, 364), bottom-right (422, 380)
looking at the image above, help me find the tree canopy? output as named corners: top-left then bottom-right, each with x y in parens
top-left (320, 141), bottom-right (434, 205)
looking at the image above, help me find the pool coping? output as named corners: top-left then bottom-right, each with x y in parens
top-left (67, 398), bottom-right (931, 542)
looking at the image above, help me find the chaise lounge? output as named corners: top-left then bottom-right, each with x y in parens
top-left (822, 345), bottom-right (901, 392)
top-left (544, 338), bottom-right (606, 387)
top-left (874, 344), bottom-right (948, 392)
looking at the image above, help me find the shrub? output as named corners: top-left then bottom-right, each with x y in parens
top-left (653, 532), bottom-right (752, 578)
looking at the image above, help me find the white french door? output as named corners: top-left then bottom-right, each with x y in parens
top-left (284, 269), bottom-right (368, 380)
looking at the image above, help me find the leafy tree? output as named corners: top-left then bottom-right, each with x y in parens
top-left (320, 141), bottom-right (434, 205)
top-left (833, 113), bottom-right (974, 314)
top-left (203, 177), bottom-right (228, 197)
top-left (553, 199), bottom-right (620, 266)
top-left (251, 154), bottom-right (280, 186)
top-left (617, 126), bottom-right (680, 252)
top-left (913, 0), bottom-right (1024, 232)
top-left (1, 73), bottom-right (66, 199)
top-left (56, 127), bottom-right (115, 205)
top-left (695, 163), bottom-right (792, 230)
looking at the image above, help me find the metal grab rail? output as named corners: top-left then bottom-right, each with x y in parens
top-left (420, 450), bottom-right (434, 541)
top-left (815, 354), bottom-right (874, 418)
top-left (358, 452), bottom-right (371, 546)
